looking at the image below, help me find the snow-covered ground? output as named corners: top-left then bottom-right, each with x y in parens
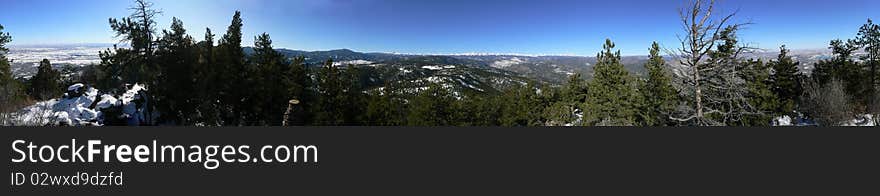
top-left (1, 83), bottom-right (148, 126)
top-left (841, 114), bottom-right (875, 126)
top-left (332, 60), bottom-right (373, 67)
top-left (421, 65), bottom-right (456, 70)
top-left (772, 114), bottom-right (874, 126)
top-left (8, 46), bottom-right (106, 67)
top-left (490, 57), bottom-right (525, 69)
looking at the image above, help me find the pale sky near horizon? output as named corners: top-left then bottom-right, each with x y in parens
top-left (1, 0), bottom-right (878, 56)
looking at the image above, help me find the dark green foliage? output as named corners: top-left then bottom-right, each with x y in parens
top-left (29, 59), bottom-right (62, 100)
top-left (313, 59), bottom-right (343, 125)
top-left (456, 93), bottom-right (502, 126)
top-left (216, 11), bottom-right (247, 125)
top-left (155, 17), bottom-right (198, 125)
top-left (769, 45), bottom-right (802, 115)
top-left (408, 83), bottom-right (455, 126)
top-left (194, 28), bottom-right (221, 125)
top-left (583, 39), bottom-right (640, 126)
top-left (341, 66), bottom-right (367, 125)
top-left (854, 19), bottom-right (879, 113)
top-left (742, 59), bottom-right (778, 126)
top-left (499, 82), bottom-right (545, 126)
top-left (0, 24), bottom-right (28, 114)
top-left (365, 84), bottom-right (406, 126)
top-left (247, 33), bottom-right (287, 125)
top-left (811, 40), bottom-right (864, 104)
top-left (543, 74), bottom-right (587, 126)
top-left (282, 56), bottom-right (312, 125)
top-left (638, 42), bottom-right (677, 126)
top-left (106, 0), bottom-right (160, 86)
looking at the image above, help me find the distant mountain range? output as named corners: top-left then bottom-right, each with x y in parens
top-left (9, 44), bottom-right (835, 87)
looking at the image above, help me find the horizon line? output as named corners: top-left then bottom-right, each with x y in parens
top-left (7, 42), bottom-right (833, 57)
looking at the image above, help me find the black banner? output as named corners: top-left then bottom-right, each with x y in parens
top-left (2, 127), bottom-right (877, 195)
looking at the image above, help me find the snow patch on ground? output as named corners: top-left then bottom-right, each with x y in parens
top-left (398, 67), bottom-right (412, 74)
top-left (490, 57), bottom-right (524, 69)
top-left (421, 65), bottom-right (456, 70)
top-left (773, 116), bottom-right (793, 126)
top-left (553, 67), bottom-right (574, 76)
top-left (842, 114), bottom-right (874, 126)
top-left (332, 60), bottom-right (373, 66)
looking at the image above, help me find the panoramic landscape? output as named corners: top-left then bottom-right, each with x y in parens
top-left (0, 0), bottom-right (878, 126)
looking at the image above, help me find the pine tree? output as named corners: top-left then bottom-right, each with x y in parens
top-left (500, 82), bottom-right (544, 126)
top-left (813, 39), bottom-right (863, 104)
top-left (29, 59), bottom-right (62, 100)
top-left (108, 0), bottom-right (160, 85)
top-left (583, 39), bottom-right (640, 126)
top-left (194, 27), bottom-right (220, 125)
top-left (365, 83), bottom-right (405, 126)
top-left (314, 59), bottom-right (345, 125)
top-left (341, 65), bottom-right (367, 125)
top-left (155, 17), bottom-right (198, 124)
top-left (544, 74), bottom-right (586, 126)
top-left (249, 33), bottom-right (287, 125)
top-left (0, 24), bottom-right (11, 82)
top-left (742, 59), bottom-right (778, 126)
top-left (769, 45), bottom-right (801, 115)
top-left (457, 93), bottom-right (502, 126)
top-left (216, 11), bottom-right (246, 125)
top-left (282, 56), bottom-right (312, 125)
top-left (639, 42), bottom-right (678, 126)
top-left (408, 83), bottom-right (454, 126)
top-left (563, 73), bottom-right (588, 103)
top-left (854, 19), bottom-right (880, 114)
top-left (0, 23), bottom-right (24, 115)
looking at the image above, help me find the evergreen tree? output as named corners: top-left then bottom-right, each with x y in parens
top-left (408, 83), bottom-right (455, 126)
top-left (155, 17), bottom-right (198, 124)
top-left (0, 24), bottom-right (11, 82)
top-left (107, 0), bottom-right (160, 85)
top-left (216, 11), bottom-right (246, 125)
top-left (854, 19), bottom-right (880, 114)
top-left (769, 45), bottom-right (801, 115)
top-left (583, 39), bottom-right (640, 126)
top-left (0, 23), bottom-right (24, 114)
top-left (194, 28), bottom-right (220, 125)
top-left (282, 56), bottom-right (312, 125)
top-left (341, 65), bottom-right (367, 125)
top-left (499, 82), bottom-right (545, 126)
top-left (562, 73), bottom-right (588, 103)
top-left (365, 83), bottom-right (405, 126)
top-left (29, 59), bottom-right (62, 100)
top-left (742, 59), bottom-right (778, 126)
top-left (457, 93), bottom-right (502, 126)
top-left (812, 39), bottom-right (863, 104)
top-left (249, 33), bottom-right (287, 125)
top-left (313, 59), bottom-right (345, 125)
top-left (544, 74), bottom-right (586, 126)
top-left (639, 42), bottom-right (678, 126)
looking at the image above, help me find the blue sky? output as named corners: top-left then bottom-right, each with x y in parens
top-left (1, 0), bottom-right (878, 56)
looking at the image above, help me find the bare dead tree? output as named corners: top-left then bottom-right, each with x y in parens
top-left (669, 0), bottom-right (755, 126)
